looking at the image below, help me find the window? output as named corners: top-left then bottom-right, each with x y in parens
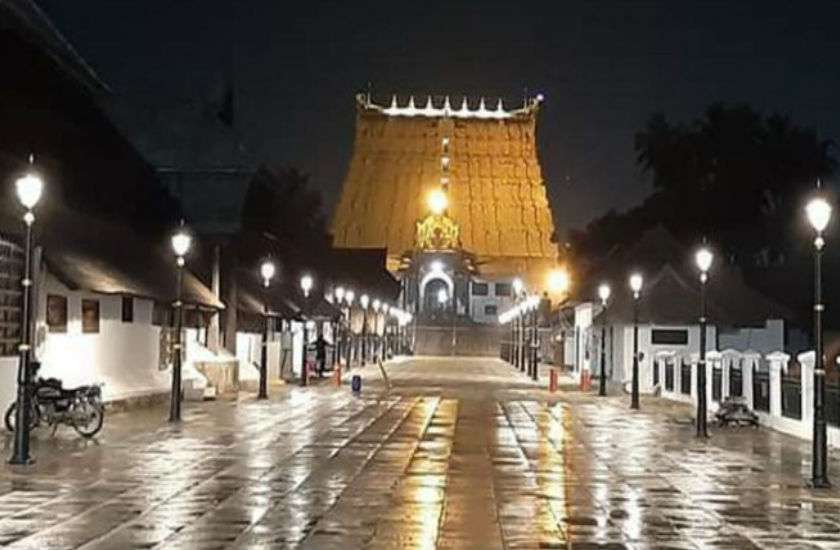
top-left (484, 304), bottom-right (498, 316)
top-left (471, 282), bottom-right (489, 296)
top-left (494, 283), bottom-right (511, 297)
top-left (46, 295), bottom-right (68, 333)
top-left (121, 296), bottom-right (134, 323)
top-left (152, 302), bottom-right (171, 327)
top-left (651, 329), bottom-right (688, 345)
top-left (81, 299), bottom-right (100, 334)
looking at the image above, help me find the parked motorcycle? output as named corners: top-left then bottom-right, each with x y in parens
top-left (4, 366), bottom-right (104, 438)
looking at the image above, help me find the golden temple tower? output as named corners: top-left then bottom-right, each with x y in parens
top-left (332, 93), bottom-right (558, 289)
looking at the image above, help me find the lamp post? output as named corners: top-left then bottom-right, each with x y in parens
top-left (598, 283), bottom-right (611, 397)
top-left (345, 290), bottom-right (355, 368)
top-left (807, 194), bottom-right (832, 488)
top-left (300, 274), bottom-right (313, 386)
top-left (258, 260), bottom-right (275, 399)
top-left (629, 273), bottom-right (643, 410)
top-left (9, 165), bottom-right (43, 465)
top-left (360, 294), bottom-right (369, 365)
top-left (382, 303), bottom-right (391, 358)
top-left (334, 286), bottom-right (345, 369)
top-left (695, 247), bottom-right (713, 438)
top-left (530, 296), bottom-right (539, 381)
top-left (372, 299), bottom-right (381, 362)
top-left (169, 226), bottom-right (192, 422)
top-left (512, 278), bottom-right (525, 372)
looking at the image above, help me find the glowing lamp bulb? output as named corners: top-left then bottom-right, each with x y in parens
top-left (360, 294), bottom-right (369, 309)
top-left (547, 268), bottom-right (570, 294)
top-left (629, 273), bottom-right (643, 294)
top-left (335, 286), bottom-right (345, 301)
top-left (346, 290), bottom-right (355, 305)
top-left (512, 277), bottom-right (524, 296)
top-left (260, 261), bottom-right (276, 284)
top-left (372, 299), bottom-right (381, 312)
top-left (15, 173), bottom-right (43, 210)
top-left (695, 247), bottom-right (713, 273)
top-left (300, 274), bottom-right (313, 296)
top-left (427, 189), bottom-right (448, 215)
top-left (171, 231), bottom-right (191, 258)
top-left (598, 283), bottom-right (611, 303)
top-left (807, 197), bottom-right (832, 233)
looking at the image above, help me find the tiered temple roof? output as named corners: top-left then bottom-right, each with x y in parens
top-left (332, 93), bottom-right (557, 279)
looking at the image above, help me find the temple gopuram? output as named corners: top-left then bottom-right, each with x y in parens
top-left (332, 93), bottom-right (559, 325)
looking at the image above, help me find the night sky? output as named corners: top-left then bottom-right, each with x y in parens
top-left (39, 0), bottom-right (840, 235)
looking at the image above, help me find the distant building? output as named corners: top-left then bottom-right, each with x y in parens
top-left (332, 93), bottom-right (560, 326)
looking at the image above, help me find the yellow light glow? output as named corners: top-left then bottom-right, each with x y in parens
top-left (427, 189), bottom-right (448, 215)
top-left (547, 268), bottom-right (570, 294)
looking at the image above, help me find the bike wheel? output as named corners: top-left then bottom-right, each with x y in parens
top-left (5, 402), bottom-right (40, 432)
top-left (73, 403), bottom-right (104, 438)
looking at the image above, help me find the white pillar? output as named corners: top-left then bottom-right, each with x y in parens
top-left (799, 351), bottom-right (815, 426)
top-left (766, 351), bottom-right (789, 418)
top-left (674, 355), bottom-right (682, 397)
top-left (707, 350), bottom-right (721, 413)
top-left (742, 353), bottom-right (759, 409)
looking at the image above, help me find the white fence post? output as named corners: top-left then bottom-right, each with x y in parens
top-left (766, 351), bottom-right (789, 418)
top-left (707, 350), bottom-right (721, 412)
top-left (690, 353), bottom-right (699, 404)
top-left (721, 349), bottom-right (740, 400)
top-left (799, 351), bottom-right (815, 426)
top-left (743, 351), bottom-right (759, 409)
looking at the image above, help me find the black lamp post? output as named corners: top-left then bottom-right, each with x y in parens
top-left (807, 194), bottom-right (832, 488)
top-left (695, 247), bottom-right (713, 438)
top-left (300, 274), bottom-right (313, 386)
top-left (360, 294), bottom-right (369, 365)
top-left (258, 260), bottom-right (275, 399)
top-left (598, 283), bottom-right (611, 397)
top-left (345, 290), bottom-right (355, 368)
top-left (629, 273), bottom-right (643, 410)
top-left (530, 298), bottom-right (539, 381)
top-left (9, 165), bottom-right (43, 465)
top-left (169, 225), bottom-right (191, 422)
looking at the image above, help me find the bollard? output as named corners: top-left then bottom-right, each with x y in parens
top-left (351, 375), bottom-right (362, 393)
top-left (333, 365), bottom-right (342, 386)
top-left (549, 369), bottom-right (558, 393)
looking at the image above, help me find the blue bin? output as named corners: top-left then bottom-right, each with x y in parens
top-left (351, 375), bottom-right (362, 393)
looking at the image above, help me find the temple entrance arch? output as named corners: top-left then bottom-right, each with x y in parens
top-left (419, 271), bottom-right (454, 314)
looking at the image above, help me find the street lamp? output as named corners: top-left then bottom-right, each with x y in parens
top-left (529, 295), bottom-right (540, 381)
top-left (258, 260), bottom-right (275, 399)
top-left (372, 299), bottom-right (381, 361)
top-left (695, 247), bottom-right (713, 438)
top-left (345, 290), bottom-right (355, 368)
top-left (299, 274), bottom-right (314, 386)
top-left (629, 273), bottom-right (643, 410)
top-left (9, 165), bottom-right (43, 465)
top-left (360, 294), bottom-right (370, 365)
top-left (547, 268), bottom-right (570, 295)
top-left (333, 287), bottom-right (345, 369)
top-left (512, 278), bottom-right (525, 372)
top-left (807, 194), bottom-right (832, 488)
top-left (300, 274), bottom-right (313, 298)
top-left (598, 283), bottom-right (611, 397)
top-left (169, 226), bottom-right (192, 422)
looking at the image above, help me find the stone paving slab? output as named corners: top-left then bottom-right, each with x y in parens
top-left (0, 357), bottom-right (839, 548)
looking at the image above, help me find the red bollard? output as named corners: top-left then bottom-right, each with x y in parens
top-left (333, 364), bottom-right (342, 386)
top-left (580, 369), bottom-right (591, 391)
top-left (549, 369), bottom-right (558, 393)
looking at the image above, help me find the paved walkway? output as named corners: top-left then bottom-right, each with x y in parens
top-left (0, 356), bottom-right (838, 549)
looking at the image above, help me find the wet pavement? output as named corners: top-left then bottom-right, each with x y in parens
top-left (0, 357), bottom-right (839, 549)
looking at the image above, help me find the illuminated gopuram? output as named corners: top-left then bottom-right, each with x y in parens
top-left (332, 93), bottom-right (559, 324)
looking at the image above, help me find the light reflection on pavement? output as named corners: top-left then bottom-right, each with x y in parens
top-left (0, 357), bottom-right (837, 549)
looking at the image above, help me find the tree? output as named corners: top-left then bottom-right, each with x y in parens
top-left (575, 103), bottom-right (835, 265)
top-left (239, 165), bottom-right (331, 276)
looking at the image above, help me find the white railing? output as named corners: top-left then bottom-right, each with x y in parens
top-left (653, 348), bottom-right (840, 447)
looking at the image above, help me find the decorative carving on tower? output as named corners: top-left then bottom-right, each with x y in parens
top-left (415, 213), bottom-right (460, 251)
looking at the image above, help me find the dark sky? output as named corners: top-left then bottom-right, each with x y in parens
top-left (39, 0), bottom-right (840, 234)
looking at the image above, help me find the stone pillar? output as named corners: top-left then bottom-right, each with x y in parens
top-left (673, 354), bottom-right (682, 397)
top-left (766, 351), bottom-right (789, 419)
top-left (799, 351), bottom-right (815, 426)
top-left (743, 353), bottom-right (758, 410)
top-left (207, 243), bottom-right (221, 353)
